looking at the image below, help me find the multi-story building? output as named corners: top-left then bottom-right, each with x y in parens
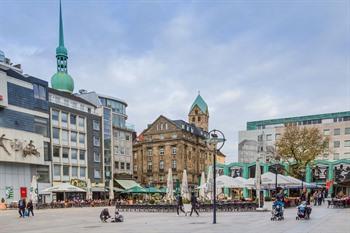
top-left (133, 94), bottom-right (214, 188)
top-left (48, 2), bottom-right (103, 200)
top-left (0, 51), bottom-right (51, 202)
top-left (238, 111), bottom-right (350, 163)
top-left (77, 91), bottom-right (134, 186)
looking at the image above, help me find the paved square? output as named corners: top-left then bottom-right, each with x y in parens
top-left (0, 205), bottom-right (349, 233)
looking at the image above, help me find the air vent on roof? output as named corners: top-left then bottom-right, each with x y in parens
top-left (79, 89), bottom-right (88, 94)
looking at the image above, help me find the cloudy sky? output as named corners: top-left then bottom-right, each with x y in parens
top-left (0, 0), bottom-right (349, 162)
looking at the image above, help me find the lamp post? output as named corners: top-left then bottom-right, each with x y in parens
top-left (206, 129), bottom-right (225, 224)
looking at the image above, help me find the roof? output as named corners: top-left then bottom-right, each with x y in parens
top-left (247, 111), bottom-right (350, 130)
top-left (115, 179), bottom-right (141, 190)
top-left (190, 94), bottom-right (208, 114)
top-left (173, 119), bottom-right (208, 138)
top-left (49, 87), bottom-right (97, 107)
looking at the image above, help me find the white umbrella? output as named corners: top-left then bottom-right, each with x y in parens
top-left (181, 170), bottom-right (190, 200)
top-left (109, 179), bottom-right (114, 200)
top-left (199, 171), bottom-right (206, 200)
top-left (255, 160), bottom-right (262, 208)
top-left (166, 168), bottom-right (174, 201)
top-left (86, 179), bottom-right (92, 200)
top-left (232, 177), bottom-right (250, 188)
top-left (247, 172), bottom-right (298, 189)
top-left (206, 166), bottom-right (214, 200)
top-left (30, 175), bottom-right (38, 203)
top-left (42, 183), bottom-right (86, 201)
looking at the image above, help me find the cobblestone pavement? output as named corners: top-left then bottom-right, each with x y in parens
top-left (0, 205), bottom-right (349, 233)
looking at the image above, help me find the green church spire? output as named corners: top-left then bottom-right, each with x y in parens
top-left (51, 0), bottom-right (74, 93)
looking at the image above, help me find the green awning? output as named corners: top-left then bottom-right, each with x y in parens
top-left (113, 187), bottom-right (124, 192)
top-left (115, 179), bottom-right (141, 190)
top-left (145, 187), bottom-right (165, 193)
top-left (122, 186), bottom-right (147, 194)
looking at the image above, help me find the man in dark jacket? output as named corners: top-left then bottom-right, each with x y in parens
top-left (100, 208), bottom-right (111, 222)
top-left (176, 194), bottom-right (186, 216)
top-left (190, 192), bottom-right (199, 217)
top-left (27, 200), bottom-right (34, 216)
top-left (18, 198), bottom-right (26, 218)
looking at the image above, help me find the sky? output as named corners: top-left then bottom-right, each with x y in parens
top-left (0, 0), bottom-right (349, 162)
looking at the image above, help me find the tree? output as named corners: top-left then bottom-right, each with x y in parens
top-left (275, 125), bottom-right (329, 178)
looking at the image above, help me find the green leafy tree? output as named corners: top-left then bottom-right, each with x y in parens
top-left (275, 125), bottom-right (329, 178)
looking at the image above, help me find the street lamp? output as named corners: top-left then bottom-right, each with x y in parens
top-left (206, 129), bottom-right (225, 224)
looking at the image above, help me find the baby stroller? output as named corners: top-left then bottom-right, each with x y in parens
top-left (296, 202), bottom-right (312, 220)
top-left (271, 200), bottom-right (284, 221)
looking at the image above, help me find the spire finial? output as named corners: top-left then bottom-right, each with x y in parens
top-left (59, 0), bottom-right (64, 47)
top-left (198, 90), bottom-right (200, 95)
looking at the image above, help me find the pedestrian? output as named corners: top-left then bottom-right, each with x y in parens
top-left (18, 198), bottom-right (26, 218)
top-left (189, 192), bottom-right (199, 217)
top-left (27, 199), bottom-right (34, 217)
top-left (317, 191), bottom-right (322, 206)
top-left (100, 208), bottom-right (111, 222)
top-left (313, 191), bottom-right (318, 206)
top-left (176, 194), bottom-right (186, 216)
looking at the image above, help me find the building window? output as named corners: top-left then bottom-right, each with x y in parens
top-left (71, 149), bottom-right (77, 160)
top-left (34, 117), bottom-right (48, 137)
top-left (266, 134), bottom-right (272, 141)
top-left (33, 84), bottom-right (46, 100)
top-left (121, 162), bottom-right (125, 170)
top-left (159, 147), bottom-right (164, 156)
top-left (54, 165), bottom-right (61, 176)
top-left (72, 166), bottom-right (78, 177)
top-left (192, 117), bottom-right (195, 122)
top-left (334, 141), bottom-right (340, 148)
top-left (334, 153), bottom-right (340, 160)
top-left (79, 150), bottom-right (85, 160)
top-left (147, 149), bottom-right (152, 156)
top-left (172, 134), bottom-right (177, 139)
top-left (53, 128), bottom-right (60, 140)
top-left (93, 136), bottom-right (100, 146)
top-left (345, 140), bottom-right (350, 147)
top-left (70, 114), bottom-right (76, 126)
top-left (126, 163), bottom-right (130, 170)
top-left (159, 160), bottom-right (164, 170)
top-left (165, 123), bottom-right (168, 130)
top-left (125, 135), bottom-right (130, 141)
top-left (334, 128), bottom-right (341, 135)
top-left (52, 110), bottom-right (59, 121)
top-left (71, 132), bottom-right (77, 143)
top-left (147, 161), bottom-right (152, 171)
top-left (159, 134), bottom-right (164, 140)
top-left (62, 148), bottom-right (69, 159)
top-left (79, 134), bottom-right (85, 145)
top-left (344, 152), bottom-right (350, 159)
top-left (63, 165), bottom-right (69, 176)
top-left (345, 128), bottom-right (350, 135)
top-left (120, 147), bottom-right (125, 155)
top-left (275, 133), bottom-right (281, 140)
top-left (78, 116), bottom-right (85, 128)
top-left (44, 142), bottom-right (50, 161)
top-left (94, 151), bottom-right (100, 162)
top-left (94, 169), bottom-right (101, 179)
top-left (323, 129), bottom-right (330, 136)
top-left (53, 146), bottom-right (60, 157)
top-left (61, 130), bottom-right (68, 145)
top-left (93, 120), bottom-right (100, 131)
top-left (61, 112), bottom-right (68, 125)
top-left (172, 160), bottom-right (177, 169)
top-left (134, 165), bottom-right (137, 171)
top-left (172, 147), bottom-right (177, 155)
top-left (159, 176), bottom-right (164, 182)
top-left (115, 162), bottom-right (119, 169)
top-left (80, 167), bottom-right (86, 178)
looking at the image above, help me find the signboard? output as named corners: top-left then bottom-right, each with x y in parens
top-left (5, 186), bottom-right (13, 199)
top-left (312, 165), bottom-right (328, 182)
top-left (20, 187), bottom-right (27, 198)
top-left (230, 166), bottom-right (243, 178)
top-left (334, 164), bottom-right (350, 183)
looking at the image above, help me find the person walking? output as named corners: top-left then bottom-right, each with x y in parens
top-left (313, 191), bottom-right (318, 206)
top-left (189, 192), bottom-right (199, 217)
top-left (176, 194), bottom-right (186, 216)
top-left (27, 200), bottom-right (34, 217)
top-left (18, 198), bottom-right (26, 218)
top-left (317, 190), bottom-right (323, 206)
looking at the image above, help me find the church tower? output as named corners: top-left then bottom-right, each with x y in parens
top-left (51, 0), bottom-right (74, 93)
top-left (188, 92), bottom-right (209, 132)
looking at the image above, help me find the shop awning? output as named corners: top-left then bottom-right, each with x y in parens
top-left (122, 186), bottom-right (147, 194)
top-left (113, 187), bottom-right (124, 192)
top-left (115, 179), bottom-right (141, 190)
top-left (42, 183), bottom-right (86, 193)
top-left (91, 187), bottom-right (107, 192)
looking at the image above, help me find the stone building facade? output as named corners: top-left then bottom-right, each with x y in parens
top-left (133, 94), bottom-right (215, 188)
